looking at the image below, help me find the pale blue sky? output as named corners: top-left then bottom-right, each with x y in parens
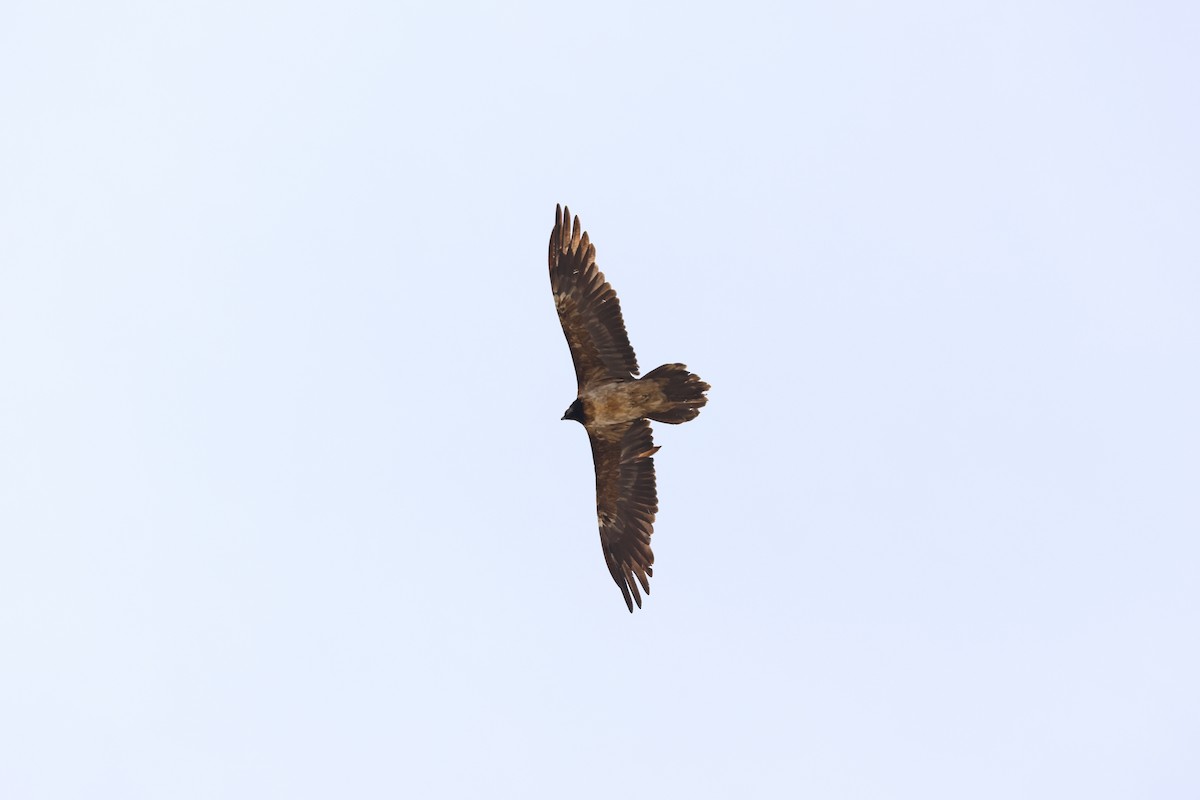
top-left (2, 2), bottom-right (1198, 798)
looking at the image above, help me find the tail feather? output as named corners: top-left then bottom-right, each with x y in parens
top-left (643, 363), bottom-right (710, 424)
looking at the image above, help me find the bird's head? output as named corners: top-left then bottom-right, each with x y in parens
top-left (561, 398), bottom-right (587, 424)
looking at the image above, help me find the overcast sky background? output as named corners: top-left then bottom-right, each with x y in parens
top-left (2, 2), bottom-right (1198, 798)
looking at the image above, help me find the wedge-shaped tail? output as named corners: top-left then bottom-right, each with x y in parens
top-left (643, 363), bottom-right (710, 424)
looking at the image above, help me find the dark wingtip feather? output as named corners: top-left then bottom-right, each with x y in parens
top-left (550, 204), bottom-right (564, 267)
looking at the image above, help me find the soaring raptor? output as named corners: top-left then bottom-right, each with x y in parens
top-left (549, 204), bottom-right (710, 612)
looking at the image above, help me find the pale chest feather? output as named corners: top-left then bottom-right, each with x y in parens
top-left (581, 380), bottom-right (666, 426)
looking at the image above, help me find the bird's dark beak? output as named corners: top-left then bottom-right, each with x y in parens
top-left (561, 411), bottom-right (570, 420)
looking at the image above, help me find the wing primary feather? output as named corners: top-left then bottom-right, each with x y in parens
top-left (608, 558), bottom-right (635, 613)
top-left (628, 573), bottom-right (643, 608)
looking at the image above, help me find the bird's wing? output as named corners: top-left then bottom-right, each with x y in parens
top-left (589, 420), bottom-right (660, 612)
top-left (549, 204), bottom-right (639, 392)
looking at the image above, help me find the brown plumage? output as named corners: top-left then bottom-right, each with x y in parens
top-left (549, 204), bottom-right (710, 612)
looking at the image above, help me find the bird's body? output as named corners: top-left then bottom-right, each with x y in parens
top-left (569, 379), bottom-right (668, 427)
top-left (548, 204), bottom-right (709, 612)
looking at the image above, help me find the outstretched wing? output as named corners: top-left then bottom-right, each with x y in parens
top-left (588, 420), bottom-right (660, 612)
top-left (549, 204), bottom-right (639, 391)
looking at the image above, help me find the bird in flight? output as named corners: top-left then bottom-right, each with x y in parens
top-left (549, 204), bottom-right (710, 612)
